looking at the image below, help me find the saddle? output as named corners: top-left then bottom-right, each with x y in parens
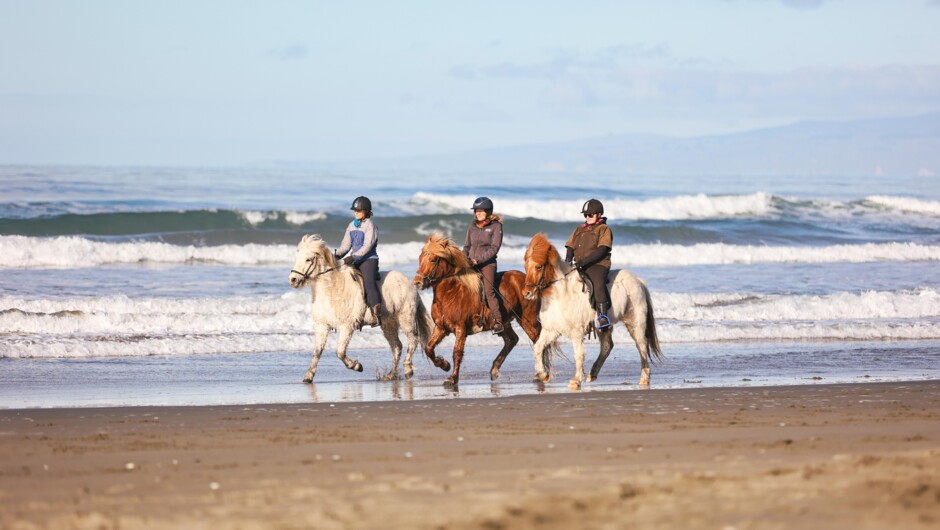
top-left (352, 269), bottom-right (383, 330)
top-left (473, 270), bottom-right (505, 328)
top-left (576, 270), bottom-right (598, 310)
top-left (577, 269), bottom-right (610, 338)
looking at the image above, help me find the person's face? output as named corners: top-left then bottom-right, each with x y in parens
top-left (354, 210), bottom-right (367, 220)
top-left (584, 212), bottom-right (599, 225)
top-left (474, 209), bottom-right (487, 222)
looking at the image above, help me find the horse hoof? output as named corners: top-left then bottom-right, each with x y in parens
top-left (303, 373), bottom-right (314, 383)
top-left (353, 361), bottom-right (363, 372)
top-left (443, 377), bottom-right (458, 388)
top-left (405, 369), bottom-right (414, 380)
top-left (534, 372), bottom-right (550, 383)
top-left (439, 360), bottom-right (451, 372)
top-left (586, 374), bottom-right (596, 383)
top-left (568, 380), bottom-right (582, 391)
top-left (490, 369), bottom-right (500, 381)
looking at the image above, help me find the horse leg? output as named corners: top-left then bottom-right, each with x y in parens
top-left (532, 329), bottom-right (561, 383)
top-left (444, 327), bottom-right (467, 387)
top-left (303, 324), bottom-right (331, 383)
top-left (490, 325), bottom-right (518, 381)
top-left (334, 326), bottom-right (363, 373)
top-left (381, 317), bottom-right (403, 380)
top-left (587, 327), bottom-right (614, 383)
top-left (424, 326), bottom-right (452, 372)
top-left (519, 304), bottom-right (542, 343)
top-left (569, 336), bottom-right (587, 390)
top-left (626, 320), bottom-right (652, 386)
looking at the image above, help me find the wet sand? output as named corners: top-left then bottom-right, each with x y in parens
top-left (1, 381), bottom-right (938, 529)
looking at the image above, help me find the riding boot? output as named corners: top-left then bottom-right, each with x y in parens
top-left (370, 303), bottom-right (382, 328)
top-left (491, 316), bottom-right (504, 335)
top-left (595, 301), bottom-right (612, 330)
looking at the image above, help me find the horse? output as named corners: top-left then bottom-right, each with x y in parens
top-left (288, 234), bottom-right (437, 383)
top-left (522, 233), bottom-right (662, 390)
top-left (413, 233), bottom-right (549, 387)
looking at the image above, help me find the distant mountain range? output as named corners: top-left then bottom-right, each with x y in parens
top-left (316, 112), bottom-right (939, 176)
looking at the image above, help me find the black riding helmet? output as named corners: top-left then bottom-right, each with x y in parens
top-left (581, 198), bottom-right (604, 216)
top-left (350, 196), bottom-right (372, 212)
top-left (471, 196), bottom-right (494, 213)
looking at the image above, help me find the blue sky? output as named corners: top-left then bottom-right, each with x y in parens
top-left (1, 0), bottom-right (938, 165)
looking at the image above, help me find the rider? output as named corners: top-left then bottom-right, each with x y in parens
top-left (463, 196), bottom-right (504, 334)
top-left (565, 198), bottom-right (613, 330)
top-left (335, 196), bottom-right (383, 327)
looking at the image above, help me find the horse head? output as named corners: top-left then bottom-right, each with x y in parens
top-left (523, 233), bottom-right (562, 301)
top-left (413, 233), bottom-right (472, 290)
top-left (289, 234), bottom-right (339, 288)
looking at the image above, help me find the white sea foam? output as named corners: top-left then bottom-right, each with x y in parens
top-left (656, 288), bottom-right (940, 322)
top-left (410, 191), bottom-right (775, 221)
top-left (240, 210), bottom-right (327, 225)
top-left (3, 235), bottom-right (939, 269)
top-left (3, 288), bottom-right (939, 359)
top-left (865, 196), bottom-right (940, 216)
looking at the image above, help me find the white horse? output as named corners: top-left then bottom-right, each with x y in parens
top-left (522, 233), bottom-right (662, 390)
top-left (288, 234), bottom-right (435, 383)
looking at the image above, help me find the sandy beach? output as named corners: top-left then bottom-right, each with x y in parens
top-left (1, 381), bottom-right (938, 529)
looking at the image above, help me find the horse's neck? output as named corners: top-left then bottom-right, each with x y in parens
top-left (434, 274), bottom-right (479, 301)
top-left (311, 270), bottom-right (360, 304)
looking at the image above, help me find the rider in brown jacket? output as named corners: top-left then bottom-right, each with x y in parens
top-left (565, 198), bottom-right (613, 329)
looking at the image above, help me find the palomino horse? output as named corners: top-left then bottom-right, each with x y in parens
top-left (523, 233), bottom-right (662, 389)
top-left (413, 233), bottom-right (548, 387)
top-left (288, 234), bottom-right (437, 382)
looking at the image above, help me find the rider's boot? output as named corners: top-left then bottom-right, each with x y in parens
top-left (491, 315), bottom-right (504, 335)
top-left (595, 300), bottom-right (612, 330)
top-left (371, 304), bottom-right (383, 328)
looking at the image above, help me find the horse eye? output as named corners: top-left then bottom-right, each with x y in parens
top-left (537, 265), bottom-right (543, 270)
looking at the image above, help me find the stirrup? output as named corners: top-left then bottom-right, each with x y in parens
top-left (492, 322), bottom-right (504, 335)
top-left (595, 313), bottom-right (611, 330)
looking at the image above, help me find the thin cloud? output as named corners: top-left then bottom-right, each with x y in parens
top-left (451, 43), bottom-right (676, 81)
top-left (266, 44), bottom-right (309, 61)
top-left (781, 0), bottom-right (826, 9)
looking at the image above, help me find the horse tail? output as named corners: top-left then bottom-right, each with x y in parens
top-left (542, 338), bottom-right (563, 377)
top-left (644, 285), bottom-right (664, 362)
top-left (414, 292), bottom-right (434, 347)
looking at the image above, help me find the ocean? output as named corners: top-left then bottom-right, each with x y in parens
top-left (1, 165), bottom-right (938, 408)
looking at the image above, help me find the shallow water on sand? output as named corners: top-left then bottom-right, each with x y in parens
top-left (2, 340), bottom-right (937, 408)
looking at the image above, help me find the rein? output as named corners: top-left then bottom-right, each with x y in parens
top-left (416, 256), bottom-right (458, 287)
top-left (291, 256), bottom-right (338, 284)
top-left (525, 264), bottom-right (573, 294)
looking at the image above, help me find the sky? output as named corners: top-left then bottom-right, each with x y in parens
top-left (1, 0), bottom-right (939, 166)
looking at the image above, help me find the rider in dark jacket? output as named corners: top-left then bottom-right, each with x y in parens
top-left (463, 196), bottom-right (504, 334)
top-left (565, 198), bottom-right (613, 329)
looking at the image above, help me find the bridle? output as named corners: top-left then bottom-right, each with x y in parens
top-left (291, 254), bottom-right (337, 285)
top-left (524, 260), bottom-right (571, 295)
top-left (416, 253), bottom-right (456, 287)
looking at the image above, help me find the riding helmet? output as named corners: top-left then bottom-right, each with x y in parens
top-left (580, 198), bottom-right (604, 216)
top-left (350, 196), bottom-right (372, 212)
top-left (471, 196), bottom-right (494, 213)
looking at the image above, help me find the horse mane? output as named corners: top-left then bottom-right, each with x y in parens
top-left (300, 234), bottom-right (341, 270)
top-left (525, 233), bottom-right (563, 283)
top-left (424, 233), bottom-right (481, 294)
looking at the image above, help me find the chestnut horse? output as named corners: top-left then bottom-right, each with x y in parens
top-left (413, 233), bottom-right (549, 387)
top-left (523, 233), bottom-right (662, 389)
